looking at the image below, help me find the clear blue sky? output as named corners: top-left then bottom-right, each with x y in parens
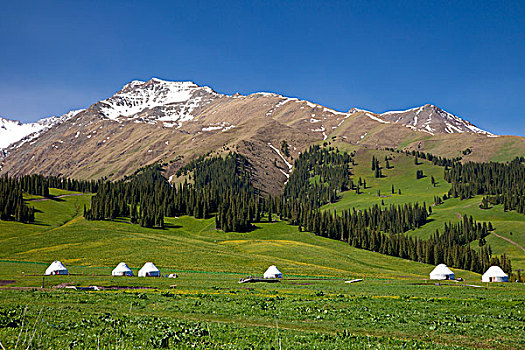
top-left (1, 1), bottom-right (524, 135)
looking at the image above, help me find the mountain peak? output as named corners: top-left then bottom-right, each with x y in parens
top-left (380, 104), bottom-right (492, 135)
top-left (0, 109), bottom-right (84, 149)
top-left (96, 78), bottom-right (220, 123)
top-left (120, 78), bottom-right (200, 92)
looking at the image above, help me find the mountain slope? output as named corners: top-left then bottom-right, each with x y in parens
top-left (0, 79), bottom-right (352, 194)
top-left (1, 78), bottom-right (524, 194)
top-left (0, 110), bottom-right (84, 149)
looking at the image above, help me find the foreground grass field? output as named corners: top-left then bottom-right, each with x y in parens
top-left (0, 269), bottom-right (523, 349)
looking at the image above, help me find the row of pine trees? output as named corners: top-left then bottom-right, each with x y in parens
top-left (85, 153), bottom-right (263, 231)
top-left (0, 176), bottom-right (35, 223)
top-left (445, 157), bottom-right (525, 214)
top-left (1, 174), bottom-right (101, 223)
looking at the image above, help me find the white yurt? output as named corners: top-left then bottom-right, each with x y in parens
top-left (263, 265), bottom-right (282, 279)
top-left (138, 262), bottom-right (160, 277)
top-left (45, 261), bottom-right (68, 275)
top-left (482, 266), bottom-right (509, 282)
top-left (112, 262), bottom-right (133, 277)
top-left (429, 264), bottom-right (455, 280)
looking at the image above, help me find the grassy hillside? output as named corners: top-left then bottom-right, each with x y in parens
top-left (0, 188), bottom-right (523, 349)
top-left (322, 147), bottom-right (525, 272)
top-left (0, 189), bottom-right (467, 280)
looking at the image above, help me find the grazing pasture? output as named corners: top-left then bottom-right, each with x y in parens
top-left (0, 274), bottom-right (522, 349)
top-left (0, 165), bottom-right (523, 348)
top-left (322, 148), bottom-right (525, 272)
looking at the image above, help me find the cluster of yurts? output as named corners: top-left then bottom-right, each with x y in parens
top-left (44, 261), bottom-right (284, 279)
top-left (44, 260), bottom-right (508, 282)
top-left (429, 264), bottom-right (509, 283)
top-left (45, 261), bottom-right (169, 278)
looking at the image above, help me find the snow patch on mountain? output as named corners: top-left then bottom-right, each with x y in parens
top-left (349, 108), bottom-right (374, 114)
top-left (98, 78), bottom-right (220, 123)
top-left (268, 142), bottom-right (293, 173)
top-left (0, 109), bottom-right (84, 149)
top-left (381, 106), bottom-right (421, 116)
top-left (202, 122), bottom-right (235, 132)
top-left (380, 104), bottom-right (493, 135)
top-left (0, 118), bottom-right (45, 149)
top-left (260, 93), bottom-right (347, 118)
top-left (366, 113), bottom-right (390, 124)
top-left (322, 107), bottom-right (347, 116)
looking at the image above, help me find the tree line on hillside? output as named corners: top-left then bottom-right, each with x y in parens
top-left (445, 157), bottom-right (525, 214)
top-left (5, 144), bottom-right (516, 276)
top-left (15, 174), bottom-right (99, 198)
top-left (84, 153), bottom-right (263, 232)
top-left (0, 176), bottom-right (35, 223)
top-left (0, 174), bottom-right (99, 224)
top-left (282, 145), bottom-right (353, 208)
top-left (384, 148), bottom-right (462, 167)
top-left (276, 146), bottom-right (511, 275)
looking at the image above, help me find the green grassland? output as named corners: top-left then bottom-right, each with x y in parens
top-left (324, 148), bottom-right (450, 212)
top-left (1, 188), bottom-right (463, 280)
top-left (0, 156), bottom-right (524, 348)
top-left (322, 148), bottom-right (525, 272)
top-left (0, 277), bottom-right (523, 349)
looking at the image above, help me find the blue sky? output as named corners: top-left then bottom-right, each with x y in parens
top-left (1, 1), bottom-right (524, 135)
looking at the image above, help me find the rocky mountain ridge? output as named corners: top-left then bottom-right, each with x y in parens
top-left (379, 104), bottom-right (493, 135)
top-left (1, 78), bottom-right (523, 194)
top-left (1, 78), bottom-right (494, 151)
top-left (0, 109), bottom-right (84, 149)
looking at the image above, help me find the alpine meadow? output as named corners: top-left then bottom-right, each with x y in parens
top-left (1, 1), bottom-right (524, 349)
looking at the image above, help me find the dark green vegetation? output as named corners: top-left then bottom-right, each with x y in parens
top-left (85, 154), bottom-right (262, 232)
top-left (1, 174), bottom-right (99, 223)
top-left (327, 146), bottom-right (525, 273)
top-left (445, 157), bottom-right (525, 214)
top-left (54, 146), bottom-right (524, 277)
top-left (282, 145), bottom-right (352, 206)
top-left (277, 146), bottom-right (512, 276)
top-left (0, 176), bottom-right (35, 223)
top-left (1, 189), bottom-right (444, 279)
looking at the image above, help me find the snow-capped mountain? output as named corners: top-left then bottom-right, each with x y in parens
top-left (0, 109), bottom-right (84, 149)
top-left (0, 117), bottom-right (45, 149)
top-left (379, 104), bottom-right (492, 135)
top-left (2, 78), bottom-right (521, 195)
top-left (94, 78), bottom-right (221, 127)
